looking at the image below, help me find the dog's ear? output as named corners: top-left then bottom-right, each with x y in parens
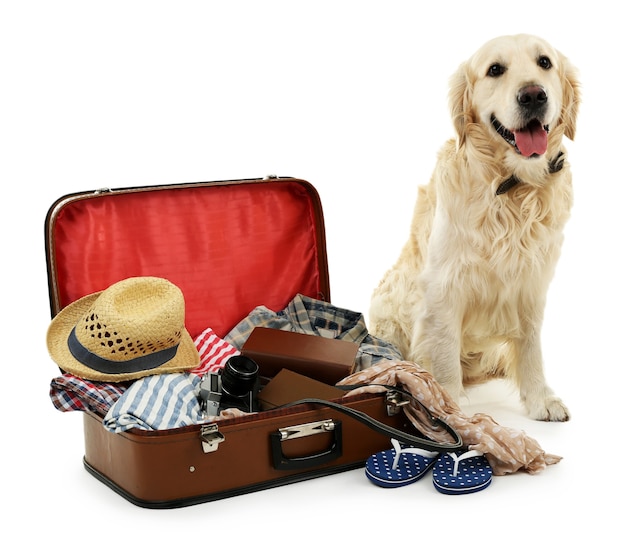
top-left (559, 52), bottom-right (581, 141)
top-left (448, 62), bottom-right (472, 147)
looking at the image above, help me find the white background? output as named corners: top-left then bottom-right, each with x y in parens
top-left (2, 1), bottom-right (623, 533)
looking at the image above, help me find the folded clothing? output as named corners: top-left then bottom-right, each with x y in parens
top-left (102, 372), bottom-right (251, 433)
top-left (191, 326), bottom-right (240, 376)
top-left (103, 373), bottom-right (204, 433)
top-left (49, 374), bottom-right (129, 414)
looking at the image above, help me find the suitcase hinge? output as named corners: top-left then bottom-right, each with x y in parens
top-left (200, 423), bottom-right (225, 453)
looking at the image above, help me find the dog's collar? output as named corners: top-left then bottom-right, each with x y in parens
top-left (496, 151), bottom-right (565, 196)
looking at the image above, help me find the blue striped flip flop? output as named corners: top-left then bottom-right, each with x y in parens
top-left (432, 450), bottom-right (492, 495)
top-left (365, 438), bottom-right (440, 488)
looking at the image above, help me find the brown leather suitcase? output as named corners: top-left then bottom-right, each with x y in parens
top-left (45, 177), bottom-right (459, 508)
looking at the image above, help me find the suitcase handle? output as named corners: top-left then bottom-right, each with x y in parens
top-left (270, 419), bottom-right (343, 470)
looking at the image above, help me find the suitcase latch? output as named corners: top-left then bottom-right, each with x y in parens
top-left (277, 419), bottom-right (336, 441)
top-left (200, 424), bottom-right (225, 453)
top-left (386, 390), bottom-right (410, 416)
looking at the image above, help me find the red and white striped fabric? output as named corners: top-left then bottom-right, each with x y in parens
top-left (190, 327), bottom-right (240, 376)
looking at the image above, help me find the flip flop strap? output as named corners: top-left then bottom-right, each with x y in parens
top-left (390, 438), bottom-right (439, 470)
top-left (449, 450), bottom-right (483, 477)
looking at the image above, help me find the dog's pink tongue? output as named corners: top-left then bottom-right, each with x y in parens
top-left (514, 121), bottom-right (547, 157)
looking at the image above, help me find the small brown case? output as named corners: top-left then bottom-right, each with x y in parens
top-left (242, 327), bottom-right (359, 385)
top-left (257, 368), bottom-right (346, 410)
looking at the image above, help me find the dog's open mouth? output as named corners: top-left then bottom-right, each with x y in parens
top-left (491, 115), bottom-right (549, 158)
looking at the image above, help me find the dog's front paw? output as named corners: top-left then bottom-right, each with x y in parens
top-left (525, 394), bottom-right (570, 422)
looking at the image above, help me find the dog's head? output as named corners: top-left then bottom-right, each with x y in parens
top-left (449, 34), bottom-right (580, 176)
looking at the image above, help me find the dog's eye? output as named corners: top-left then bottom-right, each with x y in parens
top-left (487, 63), bottom-right (506, 77)
top-left (538, 56), bottom-right (552, 70)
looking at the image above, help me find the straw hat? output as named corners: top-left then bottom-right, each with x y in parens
top-left (47, 276), bottom-right (200, 382)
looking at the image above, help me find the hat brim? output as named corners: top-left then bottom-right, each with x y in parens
top-left (47, 291), bottom-right (200, 382)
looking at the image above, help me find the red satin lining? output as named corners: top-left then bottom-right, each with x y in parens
top-left (50, 181), bottom-right (328, 338)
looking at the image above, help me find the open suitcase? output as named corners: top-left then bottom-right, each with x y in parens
top-left (45, 177), bottom-right (460, 508)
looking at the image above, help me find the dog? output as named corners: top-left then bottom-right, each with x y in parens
top-left (369, 34), bottom-right (580, 421)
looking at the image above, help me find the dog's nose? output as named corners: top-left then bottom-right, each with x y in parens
top-left (517, 85), bottom-right (547, 112)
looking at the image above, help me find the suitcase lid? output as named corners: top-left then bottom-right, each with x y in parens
top-left (45, 177), bottom-right (330, 339)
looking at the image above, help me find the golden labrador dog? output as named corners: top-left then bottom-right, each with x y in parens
top-left (369, 34), bottom-right (580, 421)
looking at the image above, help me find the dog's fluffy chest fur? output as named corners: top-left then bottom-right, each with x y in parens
top-left (426, 140), bottom-right (573, 341)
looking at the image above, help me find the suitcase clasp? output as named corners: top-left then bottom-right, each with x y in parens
top-left (386, 390), bottom-right (410, 415)
top-left (200, 424), bottom-right (225, 453)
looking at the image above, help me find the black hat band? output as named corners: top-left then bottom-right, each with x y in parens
top-left (67, 327), bottom-right (179, 375)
